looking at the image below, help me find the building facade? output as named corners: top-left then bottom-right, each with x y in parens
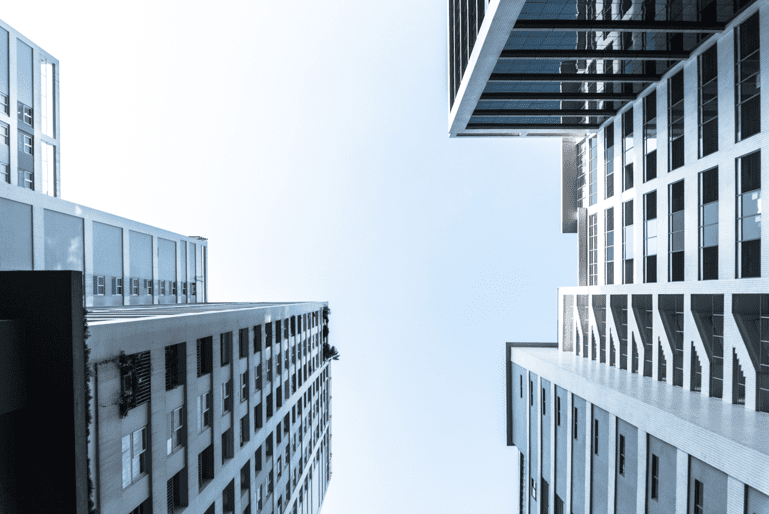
top-left (87, 303), bottom-right (332, 514)
top-left (448, 0), bottom-right (769, 511)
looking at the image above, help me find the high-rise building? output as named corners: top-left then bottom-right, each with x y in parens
top-left (0, 17), bottom-right (334, 514)
top-left (0, 17), bottom-right (209, 308)
top-left (448, 0), bottom-right (769, 512)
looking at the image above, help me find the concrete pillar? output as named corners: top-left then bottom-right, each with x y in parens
top-left (566, 392), bottom-right (573, 514)
top-left (636, 430), bottom-right (647, 514)
top-left (607, 414), bottom-right (617, 514)
top-left (584, 400), bottom-right (592, 514)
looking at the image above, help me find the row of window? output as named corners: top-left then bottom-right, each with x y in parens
top-left (93, 276), bottom-right (197, 297)
top-left (588, 150), bottom-right (761, 285)
top-left (586, 13), bottom-right (761, 209)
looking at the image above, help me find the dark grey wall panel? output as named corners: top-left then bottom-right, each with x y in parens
top-left (16, 40), bottom-right (32, 106)
top-left (572, 394), bottom-right (587, 514)
top-left (512, 363), bottom-right (528, 450)
top-left (689, 456), bottom-right (727, 514)
top-left (43, 209), bottom-right (83, 272)
top-left (92, 222), bottom-right (122, 276)
top-left (614, 419), bottom-right (637, 513)
top-left (129, 230), bottom-right (152, 279)
top-left (180, 241), bottom-right (187, 282)
top-left (748, 486), bottom-right (769, 514)
top-left (647, 435), bottom-right (677, 514)
top-left (158, 238), bottom-right (176, 282)
top-left (0, 198), bottom-right (32, 270)
top-left (189, 242), bottom-right (197, 281)
top-left (0, 28), bottom-right (8, 96)
top-left (555, 386), bottom-right (568, 505)
top-left (591, 405), bottom-right (610, 513)
top-left (529, 372), bottom-right (539, 514)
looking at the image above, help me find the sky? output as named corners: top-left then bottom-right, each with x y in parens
top-left (5, 2), bottom-right (575, 512)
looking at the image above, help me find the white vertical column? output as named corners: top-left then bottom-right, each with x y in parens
top-left (83, 218), bottom-right (94, 307)
top-left (537, 375), bottom-right (543, 514)
top-left (674, 449), bottom-right (688, 514)
top-left (525, 370), bottom-right (531, 514)
top-left (122, 229), bottom-right (130, 305)
top-left (550, 382), bottom-right (556, 514)
top-left (151, 235), bottom-right (159, 305)
top-left (636, 430), bottom-right (647, 514)
top-left (31, 204), bottom-right (44, 269)
top-left (565, 393), bottom-right (573, 514)
top-left (607, 414), bottom-right (617, 514)
top-left (726, 476), bottom-right (746, 514)
top-left (584, 401), bottom-right (592, 514)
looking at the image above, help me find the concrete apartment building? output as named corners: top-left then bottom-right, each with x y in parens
top-left (448, 0), bottom-right (769, 512)
top-left (0, 17), bottom-right (333, 514)
top-left (0, 18), bottom-right (209, 308)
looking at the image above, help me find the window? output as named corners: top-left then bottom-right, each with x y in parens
top-left (223, 379), bottom-right (233, 413)
top-left (699, 167), bottom-right (719, 280)
top-left (222, 428), bottom-right (234, 463)
top-left (577, 140), bottom-right (587, 208)
top-left (651, 454), bottom-right (659, 499)
top-left (221, 332), bottom-right (233, 366)
top-left (737, 151), bottom-right (761, 278)
top-left (168, 406), bottom-right (184, 454)
top-left (145, 279), bottom-right (153, 296)
top-left (198, 445), bottom-right (214, 489)
top-left (529, 380), bottom-right (533, 406)
top-left (589, 213), bottom-right (598, 285)
top-left (241, 371), bottom-right (249, 402)
top-left (735, 13), bottom-right (760, 142)
top-left (130, 278), bottom-right (139, 296)
top-left (255, 364), bottom-right (262, 391)
top-left (644, 191), bottom-right (657, 283)
top-left (182, 282), bottom-right (187, 296)
top-left (542, 388), bottom-right (546, 416)
top-left (129, 499), bottom-right (152, 514)
top-left (619, 434), bottom-right (626, 475)
top-left (573, 407), bottom-right (578, 439)
top-left (606, 207), bottom-right (615, 284)
top-left (20, 170), bottom-right (32, 189)
top-left (622, 108), bottom-right (634, 191)
top-left (198, 391), bottom-right (212, 431)
top-left (593, 419), bottom-right (599, 454)
top-left (121, 427), bottom-right (147, 488)
top-left (256, 445), bottom-right (263, 471)
top-left (605, 123), bottom-right (614, 199)
top-left (277, 456), bottom-right (283, 478)
top-left (556, 396), bottom-right (561, 426)
top-left (17, 103), bottom-right (32, 127)
top-left (93, 275), bottom-right (105, 296)
top-left (698, 45), bottom-right (718, 157)
top-left (0, 163), bottom-right (7, 184)
top-left (241, 461), bottom-right (251, 492)
top-left (669, 70), bottom-right (685, 170)
top-left (119, 352), bottom-right (151, 416)
top-left (589, 138), bottom-right (598, 206)
top-left (239, 328), bottom-right (249, 359)
top-left (254, 325), bottom-right (262, 353)
top-left (643, 91), bottom-right (657, 181)
top-left (171, 281), bottom-right (177, 295)
top-left (669, 181), bottom-right (685, 281)
top-left (0, 122), bottom-right (8, 145)
top-left (40, 61), bottom-right (54, 137)
top-left (20, 132), bottom-right (33, 155)
top-left (694, 479), bottom-right (704, 514)
top-left (165, 343), bottom-right (185, 390)
top-left (255, 404), bottom-right (263, 429)
top-left (623, 200), bottom-right (634, 284)
top-left (159, 280), bottom-right (165, 296)
top-left (111, 277), bottom-right (123, 295)
top-left (240, 414), bottom-right (250, 446)
top-left (0, 94), bottom-right (7, 115)
top-left (519, 375), bottom-right (522, 398)
top-left (197, 337), bottom-right (213, 376)
top-left (267, 393), bottom-right (273, 419)
top-left (192, 282), bottom-right (197, 296)
top-left (256, 485), bottom-right (263, 511)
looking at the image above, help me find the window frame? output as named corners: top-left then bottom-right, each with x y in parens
top-left (122, 427), bottom-right (148, 489)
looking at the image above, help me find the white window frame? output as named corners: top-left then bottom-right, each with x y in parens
top-left (168, 406), bottom-right (184, 455)
top-left (131, 278), bottom-right (139, 296)
top-left (241, 371), bottom-right (248, 402)
top-left (222, 380), bottom-right (232, 413)
top-left (121, 427), bottom-right (147, 488)
top-left (94, 275), bottom-right (105, 296)
top-left (112, 277), bottom-right (123, 295)
top-left (22, 134), bottom-right (33, 155)
top-left (198, 391), bottom-right (211, 432)
top-left (0, 122), bottom-right (8, 145)
top-left (171, 281), bottom-right (177, 295)
top-left (159, 280), bottom-right (165, 296)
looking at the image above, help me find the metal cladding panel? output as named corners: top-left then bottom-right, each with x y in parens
top-left (748, 486), bottom-right (769, 513)
top-left (689, 456), bottom-right (728, 514)
top-left (16, 131), bottom-right (32, 172)
top-left (129, 230), bottom-right (152, 279)
top-left (15, 39), bottom-right (32, 106)
top-left (578, 207), bottom-right (587, 286)
top-left (0, 197), bottom-right (32, 270)
top-left (93, 222), bottom-right (123, 277)
top-left (43, 209), bottom-right (84, 272)
top-left (541, 378), bottom-right (551, 481)
top-left (562, 138), bottom-right (578, 233)
top-left (615, 418), bottom-right (638, 512)
top-left (647, 435), bottom-right (677, 514)
top-left (158, 238), bottom-right (176, 282)
top-left (591, 405), bottom-right (610, 514)
top-left (189, 242), bottom-right (196, 280)
top-left (512, 363), bottom-right (528, 450)
top-left (571, 394), bottom-right (586, 514)
top-left (180, 242), bottom-right (187, 282)
top-left (554, 386), bottom-right (568, 503)
top-left (0, 28), bottom-right (7, 96)
top-left (528, 371), bottom-right (539, 514)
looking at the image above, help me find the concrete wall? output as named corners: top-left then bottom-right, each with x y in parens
top-left (591, 405), bottom-right (610, 513)
top-left (572, 394), bottom-right (587, 514)
top-left (748, 486), bottom-right (769, 514)
top-left (0, 197), bottom-right (32, 270)
top-left (689, 456), bottom-right (728, 514)
top-left (555, 386), bottom-right (568, 507)
top-left (614, 418), bottom-right (638, 513)
top-left (646, 435), bottom-right (677, 514)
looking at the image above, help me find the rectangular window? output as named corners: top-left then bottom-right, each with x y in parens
top-left (519, 375), bottom-right (522, 398)
top-left (694, 479), bottom-right (704, 514)
top-left (121, 427), bottom-right (147, 488)
top-left (255, 403), bottom-right (263, 429)
top-left (669, 180), bottom-right (685, 281)
top-left (41, 143), bottom-right (55, 197)
top-left (111, 277), bottom-right (123, 295)
top-left (130, 278), bottom-right (139, 296)
top-left (0, 122), bottom-right (8, 145)
top-left (168, 406), bottom-right (184, 455)
top-left (622, 108), bottom-right (634, 191)
top-left (606, 207), bottom-right (615, 284)
top-left (577, 140), bottom-right (587, 208)
top-left (241, 371), bottom-right (249, 402)
top-left (542, 388), bottom-right (546, 416)
top-left (623, 200), bottom-right (634, 284)
top-left (556, 396), bottom-right (561, 426)
top-left (573, 407), bottom-right (578, 439)
top-left (643, 91), bottom-right (657, 181)
top-left (197, 337), bottom-right (213, 376)
top-left (651, 454), bottom-right (659, 499)
top-left (240, 415), bottom-right (250, 446)
top-left (589, 138), bottom-right (598, 206)
top-left (198, 391), bottom-right (212, 431)
top-left (698, 45), bottom-right (718, 157)
top-left (159, 280), bottom-right (165, 296)
top-left (20, 132), bottom-right (32, 155)
top-left (737, 151), bottom-right (761, 278)
top-left (198, 445), bottom-right (214, 489)
top-left (145, 279), bottom-right (153, 296)
top-left (699, 167), bottom-right (719, 280)
top-left (605, 123), bottom-right (614, 199)
top-left (619, 434), bottom-right (626, 475)
top-left (0, 163), bottom-right (7, 184)
top-left (222, 379), bottom-right (233, 413)
top-left (239, 328), bottom-right (249, 359)
top-left (735, 13), bottom-right (760, 142)
top-left (644, 191), bottom-right (657, 283)
top-left (222, 428), bottom-right (233, 462)
top-left (594, 419), bottom-right (599, 455)
top-left (221, 332), bottom-right (232, 366)
top-left (171, 281), bottom-right (177, 295)
top-left (40, 61), bottom-right (54, 137)
top-left (93, 275), bottom-right (105, 296)
top-left (529, 380), bottom-right (533, 406)
top-left (165, 343), bottom-right (184, 390)
top-left (17, 103), bottom-right (32, 127)
top-left (0, 94), bottom-right (7, 115)
top-left (182, 282), bottom-right (187, 296)
top-left (589, 213), bottom-right (598, 285)
top-left (669, 70), bottom-right (685, 170)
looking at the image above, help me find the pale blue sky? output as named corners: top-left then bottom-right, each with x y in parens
top-left (6, 2), bottom-right (574, 512)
